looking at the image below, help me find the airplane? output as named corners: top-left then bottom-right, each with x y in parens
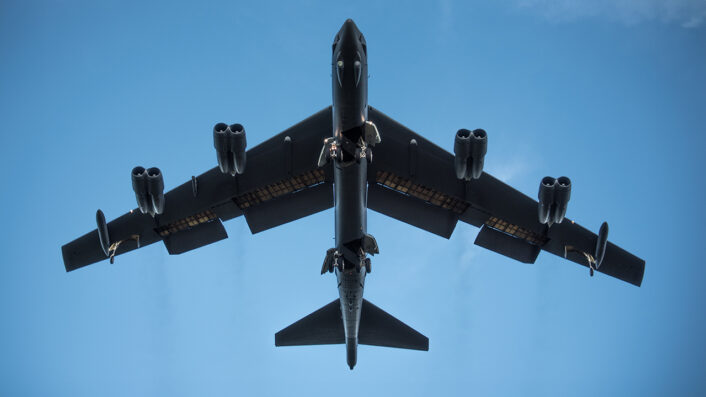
top-left (61, 19), bottom-right (645, 370)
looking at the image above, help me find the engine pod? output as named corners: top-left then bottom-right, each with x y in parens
top-left (453, 129), bottom-right (471, 180)
top-left (228, 123), bottom-right (247, 175)
top-left (213, 123), bottom-right (233, 174)
top-left (213, 123), bottom-right (247, 175)
top-left (147, 167), bottom-right (165, 215)
top-left (552, 176), bottom-right (571, 224)
top-left (131, 166), bottom-right (151, 214)
top-left (538, 176), bottom-right (555, 224)
top-left (468, 129), bottom-right (487, 179)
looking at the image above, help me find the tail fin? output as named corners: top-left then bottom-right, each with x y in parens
top-left (275, 298), bottom-right (428, 351)
top-left (359, 299), bottom-right (429, 351)
top-left (275, 299), bottom-right (344, 346)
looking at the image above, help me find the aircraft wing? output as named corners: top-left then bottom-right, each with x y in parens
top-left (367, 106), bottom-right (645, 286)
top-left (62, 107), bottom-right (334, 272)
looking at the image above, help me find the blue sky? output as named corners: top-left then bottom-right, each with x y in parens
top-left (1, 1), bottom-right (705, 396)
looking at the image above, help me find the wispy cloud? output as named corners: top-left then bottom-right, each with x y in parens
top-left (515, 0), bottom-right (706, 28)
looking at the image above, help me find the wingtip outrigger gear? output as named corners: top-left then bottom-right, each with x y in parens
top-left (107, 234), bottom-right (141, 265)
top-left (564, 221), bottom-right (609, 278)
top-left (565, 246), bottom-right (597, 277)
top-left (96, 209), bottom-right (141, 264)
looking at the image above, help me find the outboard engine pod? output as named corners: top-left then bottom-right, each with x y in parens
top-left (131, 166), bottom-right (151, 214)
top-left (552, 176), bottom-right (571, 224)
top-left (453, 129), bottom-right (471, 179)
top-left (147, 167), bottom-right (165, 215)
top-left (454, 128), bottom-right (487, 180)
top-left (538, 176), bottom-right (556, 224)
top-left (469, 129), bottom-right (487, 179)
top-left (213, 123), bottom-right (247, 175)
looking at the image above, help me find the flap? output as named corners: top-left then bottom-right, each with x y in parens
top-left (243, 181), bottom-right (333, 234)
top-left (367, 183), bottom-right (458, 238)
top-left (162, 218), bottom-right (228, 255)
top-left (474, 225), bottom-right (541, 264)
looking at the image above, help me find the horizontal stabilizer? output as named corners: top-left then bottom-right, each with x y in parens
top-left (275, 299), bottom-right (428, 351)
top-left (275, 299), bottom-right (344, 346)
top-left (359, 299), bottom-right (429, 351)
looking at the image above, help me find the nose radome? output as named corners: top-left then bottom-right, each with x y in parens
top-left (341, 18), bottom-right (360, 34)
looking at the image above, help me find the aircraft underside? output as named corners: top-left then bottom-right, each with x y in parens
top-left (61, 19), bottom-right (644, 369)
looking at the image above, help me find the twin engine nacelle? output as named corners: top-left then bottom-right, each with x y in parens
top-left (454, 128), bottom-right (487, 180)
top-left (213, 123), bottom-right (247, 176)
top-left (132, 166), bottom-right (165, 216)
top-left (538, 176), bottom-right (571, 225)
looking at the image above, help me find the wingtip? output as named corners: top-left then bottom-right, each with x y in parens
top-left (634, 259), bottom-right (646, 287)
top-left (61, 244), bottom-right (74, 272)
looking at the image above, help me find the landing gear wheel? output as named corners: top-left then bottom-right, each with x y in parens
top-left (354, 148), bottom-right (362, 163)
top-left (364, 258), bottom-right (371, 274)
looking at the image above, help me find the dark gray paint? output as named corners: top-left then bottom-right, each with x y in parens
top-left (61, 18), bottom-right (644, 371)
top-left (331, 19), bottom-right (371, 370)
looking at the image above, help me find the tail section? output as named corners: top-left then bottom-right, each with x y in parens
top-left (275, 298), bottom-right (428, 365)
top-left (359, 299), bottom-right (429, 351)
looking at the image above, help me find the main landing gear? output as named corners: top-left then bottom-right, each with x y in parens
top-left (321, 234), bottom-right (378, 275)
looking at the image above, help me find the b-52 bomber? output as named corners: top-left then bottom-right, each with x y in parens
top-left (62, 19), bottom-right (645, 369)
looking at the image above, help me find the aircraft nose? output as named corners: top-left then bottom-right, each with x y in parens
top-left (339, 18), bottom-right (361, 37)
top-left (334, 19), bottom-right (364, 54)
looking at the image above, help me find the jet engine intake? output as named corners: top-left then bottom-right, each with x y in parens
top-left (537, 176), bottom-right (572, 225)
top-left (214, 123), bottom-right (247, 175)
top-left (132, 166), bottom-right (165, 216)
top-left (453, 128), bottom-right (487, 180)
top-left (552, 176), bottom-right (571, 224)
top-left (538, 176), bottom-right (555, 224)
top-left (132, 166), bottom-right (151, 214)
top-left (147, 167), bottom-right (165, 215)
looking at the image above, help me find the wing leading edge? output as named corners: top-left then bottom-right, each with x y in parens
top-left (367, 106), bottom-right (644, 286)
top-left (62, 107), bottom-right (334, 272)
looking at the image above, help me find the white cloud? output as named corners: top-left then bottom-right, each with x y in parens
top-left (515, 0), bottom-right (706, 28)
top-left (682, 12), bottom-right (706, 27)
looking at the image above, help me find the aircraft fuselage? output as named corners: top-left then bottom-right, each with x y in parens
top-left (331, 19), bottom-right (369, 370)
